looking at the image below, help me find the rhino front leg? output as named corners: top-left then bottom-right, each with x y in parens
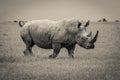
top-left (66, 44), bottom-right (75, 58)
top-left (49, 43), bottom-right (61, 59)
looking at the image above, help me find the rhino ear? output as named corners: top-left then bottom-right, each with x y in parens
top-left (77, 22), bottom-right (81, 28)
top-left (84, 20), bottom-right (90, 27)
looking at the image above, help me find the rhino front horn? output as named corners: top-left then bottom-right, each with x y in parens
top-left (91, 30), bottom-right (99, 43)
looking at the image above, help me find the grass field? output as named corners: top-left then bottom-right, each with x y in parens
top-left (0, 22), bottom-right (120, 80)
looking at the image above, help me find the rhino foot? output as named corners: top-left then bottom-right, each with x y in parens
top-left (23, 50), bottom-right (33, 56)
top-left (49, 55), bottom-right (54, 59)
top-left (68, 54), bottom-right (74, 59)
top-left (49, 54), bottom-right (58, 59)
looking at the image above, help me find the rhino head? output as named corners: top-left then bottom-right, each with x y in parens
top-left (76, 20), bottom-right (99, 49)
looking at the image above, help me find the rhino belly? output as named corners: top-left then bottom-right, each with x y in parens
top-left (35, 41), bottom-right (52, 49)
top-left (30, 31), bottom-right (53, 49)
top-left (33, 36), bottom-right (52, 49)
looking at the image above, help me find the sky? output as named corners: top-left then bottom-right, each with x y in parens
top-left (0, 0), bottom-right (120, 21)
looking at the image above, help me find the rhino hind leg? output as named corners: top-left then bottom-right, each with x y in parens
top-left (22, 36), bottom-right (34, 56)
top-left (49, 43), bottom-right (61, 59)
top-left (66, 45), bottom-right (75, 58)
top-left (23, 44), bottom-right (34, 56)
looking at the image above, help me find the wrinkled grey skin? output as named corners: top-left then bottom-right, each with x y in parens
top-left (20, 19), bottom-right (99, 58)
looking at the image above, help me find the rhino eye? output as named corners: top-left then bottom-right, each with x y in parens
top-left (81, 37), bottom-right (88, 41)
top-left (81, 37), bottom-right (84, 40)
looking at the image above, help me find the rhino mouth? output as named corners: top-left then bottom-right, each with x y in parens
top-left (85, 44), bottom-right (95, 49)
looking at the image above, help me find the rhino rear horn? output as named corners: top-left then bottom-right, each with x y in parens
top-left (91, 30), bottom-right (99, 43)
top-left (87, 31), bottom-right (92, 37)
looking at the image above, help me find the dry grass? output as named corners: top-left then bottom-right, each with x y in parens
top-left (0, 22), bottom-right (120, 80)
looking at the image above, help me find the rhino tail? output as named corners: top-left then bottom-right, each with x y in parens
top-left (18, 21), bottom-right (26, 27)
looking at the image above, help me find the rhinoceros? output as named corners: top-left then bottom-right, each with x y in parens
top-left (20, 19), bottom-right (99, 58)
